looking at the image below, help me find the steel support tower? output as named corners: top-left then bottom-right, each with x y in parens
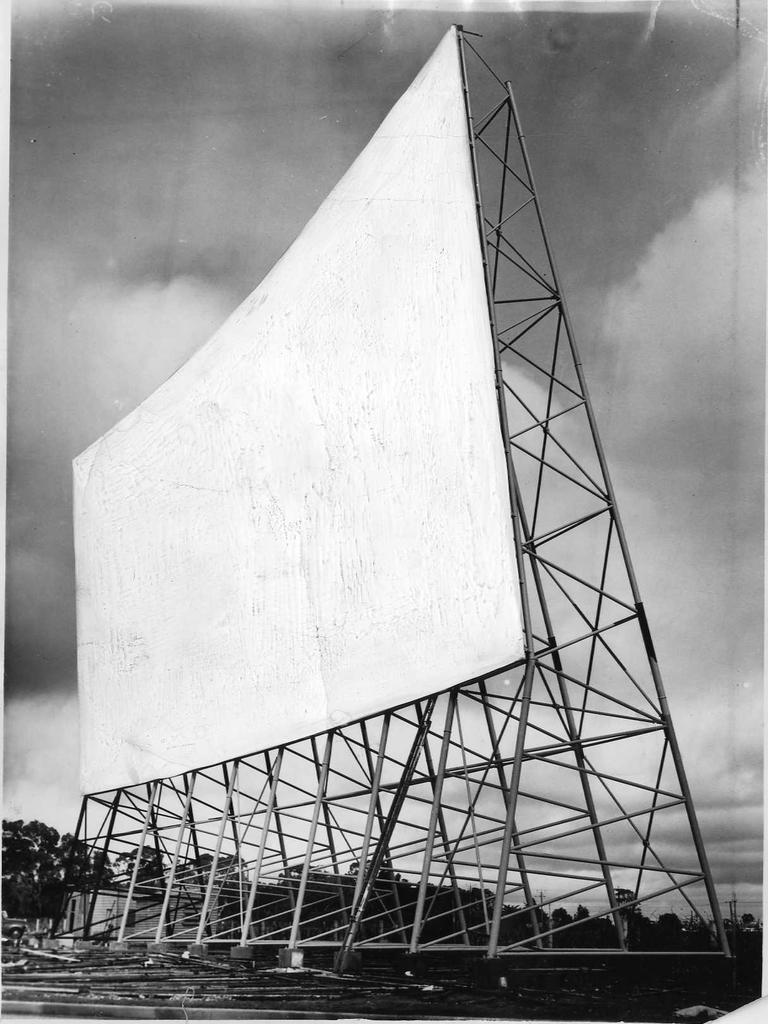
top-left (57, 29), bottom-right (730, 969)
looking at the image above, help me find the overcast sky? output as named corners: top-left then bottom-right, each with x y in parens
top-left (4, 0), bottom-right (765, 913)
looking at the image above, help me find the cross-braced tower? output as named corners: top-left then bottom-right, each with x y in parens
top-left (58, 27), bottom-right (729, 974)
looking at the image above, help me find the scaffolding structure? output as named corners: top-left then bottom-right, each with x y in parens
top-left (57, 29), bottom-right (730, 967)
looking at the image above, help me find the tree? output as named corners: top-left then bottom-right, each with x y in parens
top-left (2, 818), bottom-right (114, 921)
top-left (552, 906), bottom-right (573, 930)
top-left (656, 911), bottom-right (683, 946)
top-left (59, 833), bottom-right (114, 891)
top-left (614, 887), bottom-right (639, 914)
top-left (3, 819), bottom-right (64, 918)
top-left (112, 847), bottom-right (162, 889)
top-left (550, 906), bottom-right (574, 948)
top-left (614, 887), bottom-right (650, 948)
top-left (682, 912), bottom-right (714, 951)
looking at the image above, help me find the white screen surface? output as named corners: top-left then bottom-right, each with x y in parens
top-left (74, 28), bottom-right (524, 794)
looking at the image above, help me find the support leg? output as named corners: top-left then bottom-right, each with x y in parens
top-left (193, 764), bottom-right (240, 947)
top-left (479, 679), bottom-right (542, 945)
top-left (409, 692), bottom-right (458, 952)
top-left (285, 733), bottom-right (334, 952)
top-left (487, 660), bottom-right (535, 955)
top-left (239, 748), bottom-right (284, 946)
top-left (335, 697), bottom-right (437, 971)
top-left (311, 735), bottom-right (349, 937)
top-left (153, 773), bottom-right (197, 946)
top-left (83, 791), bottom-right (121, 939)
top-left (52, 798), bottom-right (86, 937)
top-left (117, 782), bottom-right (159, 944)
top-left (415, 696), bottom-right (469, 946)
top-left (360, 718), bottom-right (406, 937)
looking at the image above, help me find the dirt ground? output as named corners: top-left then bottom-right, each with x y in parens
top-left (1, 944), bottom-right (759, 1021)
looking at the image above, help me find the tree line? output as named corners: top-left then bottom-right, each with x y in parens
top-left (2, 818), bottom-right (122, 920)
top-left (2, 818), bottom-right (760, 953)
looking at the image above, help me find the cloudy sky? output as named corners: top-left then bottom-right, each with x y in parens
top-left (4, 0), bottom-right (765, 914)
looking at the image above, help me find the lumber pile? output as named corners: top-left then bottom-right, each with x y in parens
top-left (1, 946), bottom-right (455, 1017)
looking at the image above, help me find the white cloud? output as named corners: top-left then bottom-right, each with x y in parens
top-left (596, 170), bottom-right (764, 469)
top-left (579, 172), bottom-right (765, 903)
top-left (3, 692), bottom-right (81, 833)
top-left (67, 274), bottom-right (238, 436)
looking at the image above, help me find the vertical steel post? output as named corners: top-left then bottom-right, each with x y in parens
top-left (286, 733), bottom-right (334, 950)
top-left (311, 735), bottom-right (349, 934)
top-left (117, 782), bottom-right (159, 944)
top-left (194, 763), bottom-right (240, 946)
top-left (456, 26), bottom-right (536, 661)
top-left (409, 692), bottom-right (458, 952)
top-left (458, 25), bottom-right (538, 958)
top-left (221, 760), bottom-right (244, 927)
top-left (181, 773), bottom-right (208, 927)
top-left (415, 699), bottom-right (470, 944)
top-left (478, 679), bottom-right (542, 944)
top-left (154, 773), bottom-right (197, 944)
top-left (351, 716), bottom-right (391, 912)
top-left (359, 717), bottom-right (406, 937)
top-left (147, 781), bottom-right (166, 883)
top-left (335, 697), bottom-right (437, 970)
top-left (83, 790), bottom-right (121, 939)
top-left (240, 747), bottom-right (284, 945)
top-left (265, 749), bottom-right (295, 920)
top-left (487, 659), bottom-right (535, 955)
top-left (52, 797), bottom-right (87, 937)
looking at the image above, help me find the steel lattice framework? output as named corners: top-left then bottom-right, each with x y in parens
top-left (57, 29), bottom-right (730, 967)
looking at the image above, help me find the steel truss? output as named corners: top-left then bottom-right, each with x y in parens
top-left (57, 29), bottom-right (729, 964)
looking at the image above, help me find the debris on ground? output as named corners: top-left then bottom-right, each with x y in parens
top-left (0, 945), bottom-right (755, 1022)
top-left (674, 1006), bottom-right (727, 1020)
top-left (22, 948), bottom-right (78, 963)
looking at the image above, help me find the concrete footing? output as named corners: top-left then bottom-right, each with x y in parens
top-left (230, 945), bottom-right (258, 961)
top-left (72, 941), bottom-right (117, 956)
top-left (113, 940), bottom-right (148, 953)
top-left (277, 948), bottom-right (304, 969)
top-left (401, 953), bottom-right (428, 979)
top-left (334, 949), bottom-right (362, 974)
top-left (187, 944), bottom-right (209, 958)
top-left (472, 958), bottom-right (512, 991)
